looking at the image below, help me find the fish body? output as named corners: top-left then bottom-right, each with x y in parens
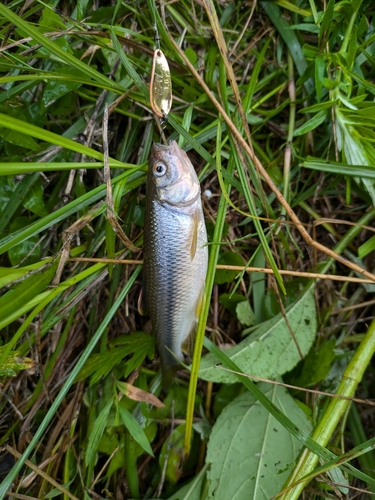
top-left (143, 140), bottom-right (208, 383)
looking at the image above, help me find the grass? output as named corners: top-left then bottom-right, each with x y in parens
top-left (0, 1), bottom-right (375, 499)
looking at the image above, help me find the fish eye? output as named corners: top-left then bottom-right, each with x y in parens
top-left (153, 161), bottom-right (167, 177)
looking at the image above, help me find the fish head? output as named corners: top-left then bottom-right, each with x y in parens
top-left (149, 140), bottom-right (200, 206)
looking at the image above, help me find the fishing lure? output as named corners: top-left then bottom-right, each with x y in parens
top-left (150, 48), bottom-right (172, 118)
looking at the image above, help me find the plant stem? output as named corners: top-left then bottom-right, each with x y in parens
top-left (282, 51), bottom-right (295, 214)
top-left (279, 317), bottom-right (375, 499)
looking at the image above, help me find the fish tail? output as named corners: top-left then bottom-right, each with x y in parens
top-left (161, 364), bottom-right (179, 389)
top-left (160, 347), bottom-right (182, 388)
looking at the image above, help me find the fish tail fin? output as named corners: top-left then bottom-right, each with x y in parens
top-left (161, 365), bottom-right (177, 389)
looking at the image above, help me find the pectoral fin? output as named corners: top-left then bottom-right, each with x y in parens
top-left (137, 286), bottom-right (148, 316)
top-left (190, 209), bottom-right (199, 260)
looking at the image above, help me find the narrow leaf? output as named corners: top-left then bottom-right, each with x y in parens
top-left (294, 110), bottom-right (327, 136)
top-left (85, 401), bottom-right (112, 466)
top-left (118, 407), bottom-right (154, 456)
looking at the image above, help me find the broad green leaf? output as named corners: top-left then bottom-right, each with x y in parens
top-left (43, 66), bottom-right (83, 108)
top-left (0, 127), bottom-right (40, 151)
top-left (203, 337), bottom-right (375, 487)
top-left (0, 174), bottom-right (39, 233)
top-left (8, 216), bottom-right (41, 266)
top-left (199, 287), bottom-right (316, 383)
top-left (289, 23), bottom-right (320, 34)
top-left (294, 110), bottom-right (327, 136)
top-left (236, 300), bottom-right (255, 327)
top-left (215, 250), bottom-right (246, 284)
top-left (0, 259), bottom-right (52, 288)
top-left (39, 6), bottom-right (67, 30)
top-left (294, 339), bottom-right (336, 387)
top-left (118, 407), bottom-right (154, 456)
top-left (23, 177), bottom-right (48, 217)
top-left (206, 385), bottom-right (312, 500)
top-left (275, 0), bottom-right (311, 17)
top-left (219, 293), bottom-right (246, 316)
top-left (85, 401), bottom-right (112, 466)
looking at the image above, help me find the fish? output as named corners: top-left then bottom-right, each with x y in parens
top-left (143, 140), bottom-right (208, 385)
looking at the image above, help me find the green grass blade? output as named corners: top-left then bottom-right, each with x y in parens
top-left (0, 266), bottom-right (142, 498)
top-left (0, 3), bottom-right (122, 92)
top-left (259, 0), bottom-right (313, 93)
top-left (0, 113), bottom-right (124, 164)
top-left (0, 169), bottom-right (144, 256)
top-left (0, 162), bottom-right (134, 176)
top-left (302, 158), bottom-right (375, 179)
top-left (109, 28), bottom-right (149, 99)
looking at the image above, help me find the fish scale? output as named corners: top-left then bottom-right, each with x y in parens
top-left (143, 141), bottom-right (208, 384)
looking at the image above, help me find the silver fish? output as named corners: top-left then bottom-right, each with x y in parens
top-left (143, 140), bottom-right (208, 384)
